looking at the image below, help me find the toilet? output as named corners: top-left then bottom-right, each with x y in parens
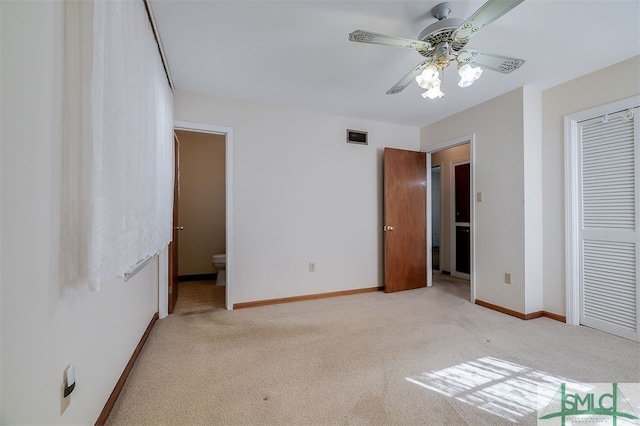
top-left (211, 254), bottom-right (226, 286)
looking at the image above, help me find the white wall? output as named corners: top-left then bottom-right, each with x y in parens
top-left (174, 90), bottom-right (420, 304)
top-left (421, 88), bottom-right (529, 314)
top-left (522, 86), bottom-right (543, 313)
top-left (1, 2), bottom-right (159, 423)
top-left (541, 55), bottom-right (640, 316)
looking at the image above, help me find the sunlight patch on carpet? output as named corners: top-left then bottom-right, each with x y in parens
top-left (406, 357), bottom-right (575, 423)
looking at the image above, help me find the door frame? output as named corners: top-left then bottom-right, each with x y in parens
top-left (159, 120), bottom-right (235, 312)
top-left (425, 134), bottom-right (476, 302)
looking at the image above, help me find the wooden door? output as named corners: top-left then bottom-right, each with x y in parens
top-left (383, 148), bottom-right (427, 292)
top-left (168, 135), bottom-right (180, 313)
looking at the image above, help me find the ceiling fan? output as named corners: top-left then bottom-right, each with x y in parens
top-left (348, 0), bottom-right (526, 99)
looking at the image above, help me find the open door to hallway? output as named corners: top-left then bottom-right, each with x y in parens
top-left (428, 140), bottom-right (473, 302)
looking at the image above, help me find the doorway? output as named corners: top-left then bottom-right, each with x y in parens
top-left (172, 129), bottom-right (226, 313)
top-left (427, 137), bottom-right (474, 302)
top-left (169, 120), bottom-right (234, 311)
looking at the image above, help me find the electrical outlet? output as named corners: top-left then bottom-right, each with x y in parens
top-left (309, 263), bottom-right (316, 272)
top-left (504, 273), bottom-right (512, 284)
top-left (61, 364), bottom-right (75, 415)
top-left (60, 383), bottom-right (70, 415)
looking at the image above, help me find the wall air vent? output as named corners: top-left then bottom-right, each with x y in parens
top-left (346, 129), bottom-right (368, 145)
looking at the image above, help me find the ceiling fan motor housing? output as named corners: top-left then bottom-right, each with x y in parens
top-left (418, 17), bottom-right (466, 58)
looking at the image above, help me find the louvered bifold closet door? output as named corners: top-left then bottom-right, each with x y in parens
top-left (578, 107), bottom-right (640, 342)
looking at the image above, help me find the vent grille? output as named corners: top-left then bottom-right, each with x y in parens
top-left (347, 129), bottom-right (367, 145)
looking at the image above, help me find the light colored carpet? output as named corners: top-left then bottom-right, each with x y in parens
top-left (106, 275), bottom-right (640, 425)
top-left (174, 280), bottom-right (226, 314)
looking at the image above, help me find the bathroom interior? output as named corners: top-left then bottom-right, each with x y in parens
top-left (174, 129), bottom-right (226, 313)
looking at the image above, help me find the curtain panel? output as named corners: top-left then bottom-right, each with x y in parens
top-left (61, 0), bottom-right (173, 291)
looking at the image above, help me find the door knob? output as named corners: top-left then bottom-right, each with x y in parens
top-left (173, 226), bottom-right (184, 230)
top-left (383, 226), bottom-right (394, 232)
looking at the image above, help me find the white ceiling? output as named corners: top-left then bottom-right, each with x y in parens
top-left (149, 0), bottom-right (640, 128)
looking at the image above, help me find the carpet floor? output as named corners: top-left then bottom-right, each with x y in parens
top-left (106, 274), bottom-right (640, 425)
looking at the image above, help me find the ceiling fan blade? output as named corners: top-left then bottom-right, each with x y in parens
top-left (349, 30), bottom-right (431, 51)
top-left (452, 0), bottom-right (524, 43)
top-left (386, 59), bottom-right (432, 95)
top-left (457, 49), bottom-right (525, 73)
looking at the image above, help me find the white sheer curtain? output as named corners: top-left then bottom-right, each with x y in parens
top-left (61, 0), bottom-right (173, 291)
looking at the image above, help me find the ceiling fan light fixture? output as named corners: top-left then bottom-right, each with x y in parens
top-left (415, 65), bottom-right (441, 89)
top-left (457, 63), bottom-right (483, 88)
top-left (422, 85), bottom-right (445, 99)
top-left (416, 64), bottom-right (444, 99)
top-left (349, 0), bottom-right (527, 98)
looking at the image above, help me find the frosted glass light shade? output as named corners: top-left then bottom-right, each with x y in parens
top-left (458, 63), bottom-right (483, 88)
top-left (422, 86), bottom-right (444, 99)
top-left (416, 65), bottom-right (440, 89)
